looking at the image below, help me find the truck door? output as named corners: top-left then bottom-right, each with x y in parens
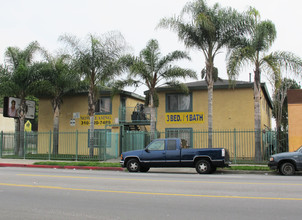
top-left (165, 139), bottom-right (181, 166)
top-left (140, 139), bottom-right (166, 167)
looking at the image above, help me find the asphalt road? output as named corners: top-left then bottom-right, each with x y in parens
top-left (0, 167), bottom-right (302, 220)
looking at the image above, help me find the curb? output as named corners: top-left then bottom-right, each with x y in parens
top-left (217, 169), bottom-right (273, 175)
top-left (0, 163), bottom-right (124, 171)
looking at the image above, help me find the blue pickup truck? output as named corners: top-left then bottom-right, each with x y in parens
top-left (120, 138), bottom-right (230, 174)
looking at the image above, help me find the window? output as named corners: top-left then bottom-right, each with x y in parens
top-left (167, 140), bottom-right (177, 150)
top-left (148, 140), bottom-right (165, 151)
top-left (166, 93), bottom-right (192, 112)
top-left (166, 128), bottom-right (192, 148)
top-left (97, 97), bottom-right (111, 114)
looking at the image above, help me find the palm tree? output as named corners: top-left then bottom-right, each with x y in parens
top-left (0, 65), bottom-right (7, 107)
top-left (36, 53), bottom-right (83, 154)
top-left (227, 8), bottom-right (302, 161)
top-left (0, 41), bottom-right (41, 156)
top-left (114, 39), bottom-right (197, 137)
top-left (158, 0), bottom-right (248, 148)
top-left (59, 32), bottom-right (127, 157)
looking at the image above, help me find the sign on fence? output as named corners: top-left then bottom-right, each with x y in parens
top-left (24, 121), bottom-right (32, 132)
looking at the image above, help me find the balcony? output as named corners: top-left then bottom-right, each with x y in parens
top-left (119, 104), bottom-right (154, 125)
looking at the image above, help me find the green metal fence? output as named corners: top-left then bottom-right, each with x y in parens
top-left (122, 129), bottom-right (289, 163)
top-left (0, 130), bottom-right (119, 161)
top-left (0, 129), bottom-right (288, 163)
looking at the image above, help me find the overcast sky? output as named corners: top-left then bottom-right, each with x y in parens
top-left (1, 0), bottom-right (302, 96)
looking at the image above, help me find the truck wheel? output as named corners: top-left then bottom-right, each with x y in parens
top-left (195, 160), bottom-right (211, 174)
top-left (127, 159), bottom-right (140, 172)
top-left (140, 166), bottom-right (150, 172)
top-left (279, 162), bottom-right (295, 175)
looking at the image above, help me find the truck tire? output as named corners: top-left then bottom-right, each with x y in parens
top-left (279, 162), bottom-right (295, 175)
top-left (195, 160), bottom-right (211, 174)
top-left (127, 159), bottom-right (140, 172)
top-left (139, 166), bottom-right (150, 172)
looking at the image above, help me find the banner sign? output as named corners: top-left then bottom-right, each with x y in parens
top-left (3, 97), bottom-right (36, 119)
top-left (80, 115), bottom-right (112, 126)
top-left (166, 112), bottom-right (204, 124)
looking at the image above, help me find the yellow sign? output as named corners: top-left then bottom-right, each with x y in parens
top-left (24, 120), bottom-right (32, 132)
top-left (80, 115), bottom-right (112, 126)
top-left (166, 112), bottom-right (204, 124)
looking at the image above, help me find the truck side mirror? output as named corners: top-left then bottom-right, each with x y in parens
top-left (145, 148), bottom-right (149, 153)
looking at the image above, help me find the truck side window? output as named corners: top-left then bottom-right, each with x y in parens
top-left (167, 140), bottom-right (176, 150)
top-left (148, 140), bottom-right (165, 151)
top-left (181, 139), bottom-right (188, 148)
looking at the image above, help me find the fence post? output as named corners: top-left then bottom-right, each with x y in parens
top-left (0, 131), bottom-right (3, 158)
top-left (48, 131), bottom-right (52, 160)
top-left (115, 133), bottom-right (118, 158)
top-left (24, 132), bottom-right (27, 159)
top-left (233, 128), bottom-right (237, 164)
top-left (75, 130), bottom-right (78, 161)
top-left (104, 130), bottom-right (107, 161)
top-left (121, 126), bottom-right (125, 153)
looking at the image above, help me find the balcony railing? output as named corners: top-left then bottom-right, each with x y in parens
top-left (119, 104), bottom-right (154, 124)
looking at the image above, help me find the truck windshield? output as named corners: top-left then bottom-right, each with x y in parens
top-left (296, 146), bottom-right (302, 153)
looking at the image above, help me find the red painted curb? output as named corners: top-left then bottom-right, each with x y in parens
top-left (0, 163), bottom-right (124, 171)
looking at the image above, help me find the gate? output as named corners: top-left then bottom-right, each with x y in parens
top-left (123, 131), bottom-right (148, 152)
top-left (94, 130), bottom-right (119, 160)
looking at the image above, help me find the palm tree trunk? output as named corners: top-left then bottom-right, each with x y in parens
top-left (207, 84), bottom-right (214, 148)
top-left (254, 70), bottom-right (262, 161)
top-left (15, 98), bottom-right (27, 157)
top-left (53, 105), bottom-right (60, 155)
top-left (88, 87), bottom-right (95, 158)
top-left (89, 115), bottom-right (95, 157)
top-left (149, 92), bottom-right (156, 140)
top-left (275, 101), bottom-right (282, 133)
top-left (150, 107), bottom-right (156, 140)
top-left (206, 60), bottom-right (214, 148)
top-left (15, 98), bottom-right (28, 157)
top-left (207, 82), bottom-right (213, 148)
top-left (19, 116), bottom-right (25, 157)
top-left (14, 118), bottom-right (20, 156)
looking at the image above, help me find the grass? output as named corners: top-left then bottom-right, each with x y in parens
top-left (33, 161), bottom-right (121, 167)
top-left (225, 166), bottom-right (270, 171)
top-left (33, 161), bottom-right (270, 171)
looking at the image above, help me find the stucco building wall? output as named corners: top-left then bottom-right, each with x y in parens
top-left (156, 86), bottom-right (271, 131)
top-left (288, 89), bottom-right (302, 152)
top-left (0, 108), bottom-right (15, 132)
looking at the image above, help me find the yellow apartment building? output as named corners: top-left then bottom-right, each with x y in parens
top-left (37, 90), bottom-right (146, 157)
top-left (154, 80), bottom-right (272, 159)
top-left (156, 80), bottom-right (272, 130)
top-left (36, 80), bottom-right (273, 159)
